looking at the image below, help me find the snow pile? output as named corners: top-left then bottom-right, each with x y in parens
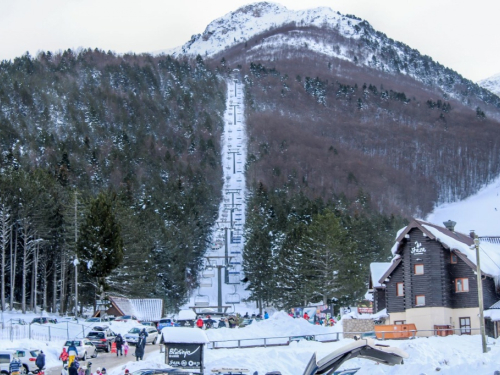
top-left (478, 72), bottom-right (500, 96)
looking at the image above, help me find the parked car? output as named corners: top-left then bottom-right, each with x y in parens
top-left (114, 315), bottom-right (138, 322)
top-left (31, 317), bottom-right (57, 324)
top-left (124, 327), bottom-right (159, 345)
top-left (157, 318), bottom-right (179, 330)
top-left (6, 348), bottom-right (40, 373)
top-left (86, 329), bottom-right (116, 352)
top-left (85, 317), bottom-right (112, 323)
top-left (62, 339), bottom-right (98, 361)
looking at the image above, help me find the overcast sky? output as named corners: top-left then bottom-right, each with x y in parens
top-left (1, 0), bottom-right (498, 82)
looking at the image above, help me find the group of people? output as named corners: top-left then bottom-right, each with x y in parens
top-left (114, 333), bottom-right (130, 357)
top-left (195, 315), bottom-right (238, 329)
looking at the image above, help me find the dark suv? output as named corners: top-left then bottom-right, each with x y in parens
top-left (86, 329), bottom-right (116, 352)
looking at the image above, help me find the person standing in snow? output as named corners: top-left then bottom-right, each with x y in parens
top-left (205, 315), bottom-right (214, 329)
top-left (196, 317), bottom-right (204, 329)
top-left (303, 312), bottom-right (310, 321)
top-left (9, 357), bottom-right (21, 375)
top-left (68, 343), bottom-right (78, 367)
top-left (35, 351), bottom-right (46, 373)
top-left (123, 341), bottom-right (129, 357)
top-left (115, 334), bottom-right (124, 356)
top-left (218, 318), bottom-right (226, 328)
top-left (139, 328), bottom-right (148, 341)
top-left (135, 337), bottom-right (145, 361)
top-left (264, 311), bottom-right (269, 319)
top-left (59, 348), bottom-right (69, 365)
top-left (68, 362), bottom-right (78, 375)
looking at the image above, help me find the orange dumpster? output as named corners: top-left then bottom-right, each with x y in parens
top-left (374, 324), bottom-right (416, 339)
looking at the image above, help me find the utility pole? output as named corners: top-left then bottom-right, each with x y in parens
top-left (473, 233), bottom-right (488, 353)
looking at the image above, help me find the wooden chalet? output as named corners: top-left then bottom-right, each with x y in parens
top-left (95, 296), bottom-right (164, 323)
top-left (371, 219), bottom-right (500, 337)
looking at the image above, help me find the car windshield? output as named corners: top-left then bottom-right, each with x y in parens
top-left (128, 328), bottom-right (141, 334)
top-left (87, 332), bottom-right (105, 339)
top-left (86, 318), bottom-right (100, 322)
top-left (65, 341), bottom-right (81, 346)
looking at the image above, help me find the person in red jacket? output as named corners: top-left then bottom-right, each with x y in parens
top-left (303, 312), bottom-right (310, 321)
top-left (196, 317), bottom-right (204, 329)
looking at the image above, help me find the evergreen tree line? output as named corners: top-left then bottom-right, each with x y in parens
top-left (242, 183), bottom-right (406, 311)
top-left (0, 50), bottom-right (226, 313)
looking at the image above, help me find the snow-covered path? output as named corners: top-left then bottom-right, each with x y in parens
top-left (189, 71), bottom-right (252, 313)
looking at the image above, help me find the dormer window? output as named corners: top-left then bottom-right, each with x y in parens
top-left (414, 264), bottom-right (424, 275)
top-left (450, 253), bottom-right (458, 264)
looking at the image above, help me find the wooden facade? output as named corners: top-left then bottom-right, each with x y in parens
top-left (376, 219), bottom-right (500, 336)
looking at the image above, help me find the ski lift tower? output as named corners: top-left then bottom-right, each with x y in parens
top-left (205, 255), bottom-right (234, 313)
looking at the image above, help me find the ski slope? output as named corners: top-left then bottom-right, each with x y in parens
top-left (186, 71), bottom-right (253, 314)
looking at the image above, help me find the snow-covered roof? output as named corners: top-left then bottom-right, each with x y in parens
top-left (178, 310), bottom-right (197, 320)
top-left (388, 219), bottom-right (500, 278)
top-left (108, 296), bottom-right (163, 322)
top-left (161, 327), bottom-right (209, 344)
top-left (370, 263), bottom-right (391, 288)
top-left (130, 299), bottom-right (163, 322)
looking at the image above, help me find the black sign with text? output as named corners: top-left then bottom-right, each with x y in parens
top-left (165, 343), bottom-right (203, 370)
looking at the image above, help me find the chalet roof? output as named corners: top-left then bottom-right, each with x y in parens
top-left (108, 296), bottom-right (163, 322)
top-left (485, 301), bottom-right (500, 321)
top-left (381, 219), bottom-right (500, 282)
top-left (370, 262), bottom-right (391, 288)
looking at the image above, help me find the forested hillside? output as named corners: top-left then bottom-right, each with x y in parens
top-left (0, 50), bottom-right (226, 312)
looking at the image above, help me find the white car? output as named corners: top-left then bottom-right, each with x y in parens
top-left (6, 348), bottom-right (41, 373)
top-left (124, 327), bottom-right (159, 345)
top-left (63, 339), bottom-right (98, 361)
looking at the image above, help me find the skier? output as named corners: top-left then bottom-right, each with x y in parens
top-left (115, 334), bottom-right (124, 356)
top-left (243, 312), bottom-right (249, 319)
top-left (227, 316), bottom-right (236, 328)
top-left (218, 318), bottom-right (226, 328)
top-left (196, 317), bottom-right (204, 329)
top-left (35, 351), bottom-right (46, 373)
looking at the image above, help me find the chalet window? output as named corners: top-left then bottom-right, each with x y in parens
top-left (414, 264), bottom-right (424, 275)
top-left (455, 278), bottom-right (469, 292)
top-left (415, 295), bottom-right (426, 306)
top-left (396, 282), bottom-right (404, 296)
top-left (450, 253), bottom-right (458, 264)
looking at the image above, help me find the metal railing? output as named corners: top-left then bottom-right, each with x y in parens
top-left (0, 319), bottom-right (108, 342)
top-left (209, 332), bottom-right (340, 349)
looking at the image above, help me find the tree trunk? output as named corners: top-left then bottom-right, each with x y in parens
top-left (32, 242), bottom-right (38, 314)
top-left (0, 205), bottom-right (9, 311)
top-left (52, 263), bottom-right (57, 313)
top-left (10, 229), bottom-right (17, 311)
top-left (60, 251), bottom-right (66, 314)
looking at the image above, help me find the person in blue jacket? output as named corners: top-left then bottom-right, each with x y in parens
top-left (264, 311), bottom-right (269, 319)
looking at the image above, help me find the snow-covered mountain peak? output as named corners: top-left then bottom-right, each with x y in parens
top-left (167, 2), bottom-right (363, 57)
top-left (479, 72), bottom-right (500, 96)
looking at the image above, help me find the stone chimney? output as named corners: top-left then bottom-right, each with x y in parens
top-left (443, 220), bottom-right (456, 231)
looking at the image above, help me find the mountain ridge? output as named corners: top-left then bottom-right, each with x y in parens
top-left (479, 72), bottom-right (500, 96)
top-left (163, 1), bottom-right (500, 117)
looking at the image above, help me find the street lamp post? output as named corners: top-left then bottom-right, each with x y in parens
top-left (473, 234), bottom-right (488, 353)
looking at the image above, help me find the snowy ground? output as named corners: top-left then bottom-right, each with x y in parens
top-left (426, 175), bottom-right (500, 235)
top-left (2, 310), bottom-right (500, 375)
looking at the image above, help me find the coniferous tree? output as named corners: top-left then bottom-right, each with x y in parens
top-left (77, 192), bottom-right (123, 292)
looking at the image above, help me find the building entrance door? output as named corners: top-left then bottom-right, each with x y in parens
top-left (459, 317), bottom-right (471, 335)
